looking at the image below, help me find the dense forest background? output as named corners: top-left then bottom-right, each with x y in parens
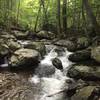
top-left (0, 0), bottom-right (100, 37)
top-left (0, 1), bottom-right (100, 100)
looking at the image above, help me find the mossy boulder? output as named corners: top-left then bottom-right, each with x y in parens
top-left (71, 86), bottom-right (96, 100)
top-left (91, 46), bottom-right (100, 63)
top-left (54, 40), bottom-right (77, 52)
top-left (7, 39), bottom-right (21, 52)
top-left (24, 41), bottom-right (46, 57)
top-left (13, 30), bottom-right (29, 40)
top-left (77, 37), bottom-right (91, 50)
top-left (68, 49), bottom-right (91, 62)
top-left (0, 42), bottom-right (9, 57)
top-left (9, 48), bottom-right (40, 68)
top-left (37, 31), bottom-right (55, 39)
top-left (68, 65), bottom-right (100, 80)
top-left (0, 34), bottom-right (16, 40)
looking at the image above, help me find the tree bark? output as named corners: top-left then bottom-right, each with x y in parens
top-left (62, 0), bottom-right (67, 34)
top-left (34, 3), bottom-right (41, 32)
top-left (17, 0), bottom-right (20, 25)
top-left (41, 0), bottom-right (48, 26)
top-left (57, 0), bottom-right (61, 36)
top-left (82, 0), bottom-right (100, 34)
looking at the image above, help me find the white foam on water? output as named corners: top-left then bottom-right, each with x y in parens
top-left (40, 47), bottom-right (57, 66)
top-left (30, 45), bottom-right (73, 100)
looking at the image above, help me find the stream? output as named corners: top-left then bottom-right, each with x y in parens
top-left (30, 45), bottom-right (74, 100)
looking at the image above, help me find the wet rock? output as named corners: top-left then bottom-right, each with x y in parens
top-left (0, 37), bottom-right (21, 55)
top-left (6, 39), bottom-right (21, 52)
top-left (77, 37), bottom-right (91, 50)
top-left (67, 65), bottom-right (100, 80)
top-left (0, 33), bottom-right (16, 40)
top-left (88, 87), bottom-right (100, 100)
top-left (91, 46), bottom-right (100, 63)
top-left (9, 48), bottom-right (39, 68)
top-left (54, 47), bottom-right (65, 56)
top-left (12, 30), bottom-right (29, 40)
top-left (0, 42), bottom-right (9, 57)
top-left (54, 40), bottom-right (77, 52)
top-left (52, 58), bottom-right (63, 71)
top-left (71, 86), bottom-right (96, 100)
top-left (35, 65), bottom-right (55, 77)
top-left (68, 49), bottom-right (91, 62)
top-left (37, 30), bottom-right (55, 39)
top-left (0, 33), bottom-right (21, 54)
top-left (24, 41), bottom-right (46, 57)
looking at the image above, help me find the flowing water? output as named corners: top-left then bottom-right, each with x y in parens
top-left (30, 45), bottom-right (74, 100)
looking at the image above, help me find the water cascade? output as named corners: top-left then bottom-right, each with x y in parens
top-left (30, 45), bottom-right (74, 100)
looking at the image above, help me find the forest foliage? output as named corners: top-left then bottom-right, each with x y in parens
top-left (0, 0), bottom-right (100, 35)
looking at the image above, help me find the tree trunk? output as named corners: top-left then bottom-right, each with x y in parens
top-left (82, 0), bottom-right (87, 33)
top-left (34, 3), bottom-right (41, 32)
top-left (82, 0), bottom-right (100, 34)
top-left (62, 0), bottom-right (67, 34)
top-left (17, 0), bottom-right (20, 25)
top-left (57, 0), bottom-right (61, 36)
top-left (41, 0), bottom-right (48, 26)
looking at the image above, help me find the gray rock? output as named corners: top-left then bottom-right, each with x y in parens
top-left (77, 37), bottom-right (91, 50)
top-left (54, 40), bottom-right (77, 52)
top-left (24, 41), bottom-right (46, 57)
top-left (9, 48), bottom-right (39, 68)
top-left (37, 31), bottom-right (55, 39)
top-left (68, 49), bottom-right (91, 62)
top-left (91, 46), bottom-right (100, 63)
top-left (71, 86), bottom-right (96, 100)
top-left (7, 39), bottom-right (21, 52)
top-left (0, 33), bottom-right (16, 40)
top-left (35, 65), bottom-right (55, 77)
top-left (68, 64), bottom-right (100, 80)
top-left (0, 42), bottom-right (9, 57)
top-left (52, 58), bottom-right (63, 71)
top-left (13, 30), bottom-right (29, 40)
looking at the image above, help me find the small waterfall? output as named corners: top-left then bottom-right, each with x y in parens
top-left (30, 45), bottom-right (74, 100)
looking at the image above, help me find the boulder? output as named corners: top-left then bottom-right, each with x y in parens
top-left (54, 40), bottom-right (77, 52)
top-left (52, 58), bottom-right (63, 71)
top-left (24, 41), bottom-right (46, 57)
top-left (91, 46), bottom-right (100, 63)
top-left (35, 65), bottom-right (55, 77)
top-left (67, 65), bottom-right (100, 80)
top-left (7, 39), bottom-right (21, 52)
top-left (0, 42), bottom-right (9, 57)
top-left (12, 30), bottom-right (29, 40)
top-left (77, 37), bottom-right (91, 50)
top-left (37, 31), bottom-right (55, 39)
top-left (71, 86), bottom-right (97, 100)
top-left (92, 36), bottom-right (100, 46)
top-left (0, 33), bottom-right (16, 40)
top-left (68, 49), bottom-right (91, 62)
top-left (0, 37), bottom-right (21, 53)
top-left (54, 47), bottom-right (65, 56)
top-left (9, 48), bottom-right (39, 68)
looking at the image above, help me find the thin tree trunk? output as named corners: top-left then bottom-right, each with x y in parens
top-left (17, 0), bottom-right (20, 25)
top-left (57, 0), bottom-right (61, 36)
top-left (82, 0), bottom-right (87, 33)
top-left (82, 0), bottom-right (100, 34)
top-left (34, 4), bottom-right (42, 32)
top-left (41, 0), bottom-right (48, 25)
top-left (62, 0), bottom-right (67, 34)
top-left (72, 0), bottom-right (77, 29)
